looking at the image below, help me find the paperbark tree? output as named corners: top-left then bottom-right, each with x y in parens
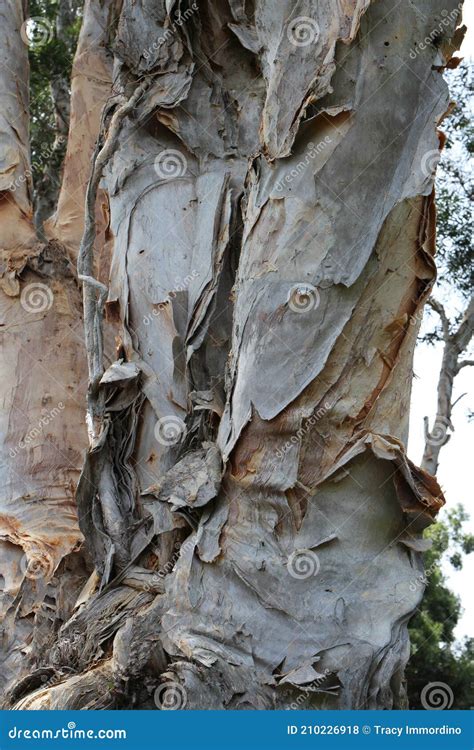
top-left (0, 0), bottom-right (466, 710)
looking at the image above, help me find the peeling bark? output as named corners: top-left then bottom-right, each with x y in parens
top-left (0, 0), bottom-right (466, 710)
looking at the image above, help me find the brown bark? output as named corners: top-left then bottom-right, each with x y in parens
top-left (46, 0), bottom-right (117, 263)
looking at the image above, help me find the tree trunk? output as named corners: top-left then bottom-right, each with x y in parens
top-left (0, 0), bottom-right (87, 693)
top-left (0, 0), bottom-right (465, 710)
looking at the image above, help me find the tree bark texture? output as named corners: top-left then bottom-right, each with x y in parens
top-left (0, 0), bottom-right (465, 710)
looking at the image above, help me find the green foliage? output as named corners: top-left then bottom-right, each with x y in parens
top-left (435, 63), bottom-right (474, 298)
top-left (436, 63), bottom-right (474, 297)
top-left (421, 62), bottom-right (473, 346)
top-left (28, 0), bottom-right (82, 187)
top-left (407, 505), bottom-right (474, 709)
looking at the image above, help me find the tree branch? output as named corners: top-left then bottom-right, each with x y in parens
top-left (452, 295), bottom-right (474, 353)
top-left (451, 392), bottom-right (467, 409)
top-left (427, 297), bottom-right (450, 341)
top-left (455, 359), bottom-right (474, 373)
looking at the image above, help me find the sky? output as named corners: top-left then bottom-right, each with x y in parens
top-left (407, 1), bottom-right (473, 641)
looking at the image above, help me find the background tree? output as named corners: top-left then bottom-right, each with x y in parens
top-left (407, 505), bottom-right (474, 708)
top-left (28, 0), bottom-right (82, 233)
top-left (420, 63), bottom-right (473, 475)
top-left (406, 61), bottom-right (474, 709)
top-left (0, 0), bottom-right (468, 710)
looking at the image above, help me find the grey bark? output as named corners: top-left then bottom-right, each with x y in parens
top-left (0, 0), bottom-right (466, 711)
